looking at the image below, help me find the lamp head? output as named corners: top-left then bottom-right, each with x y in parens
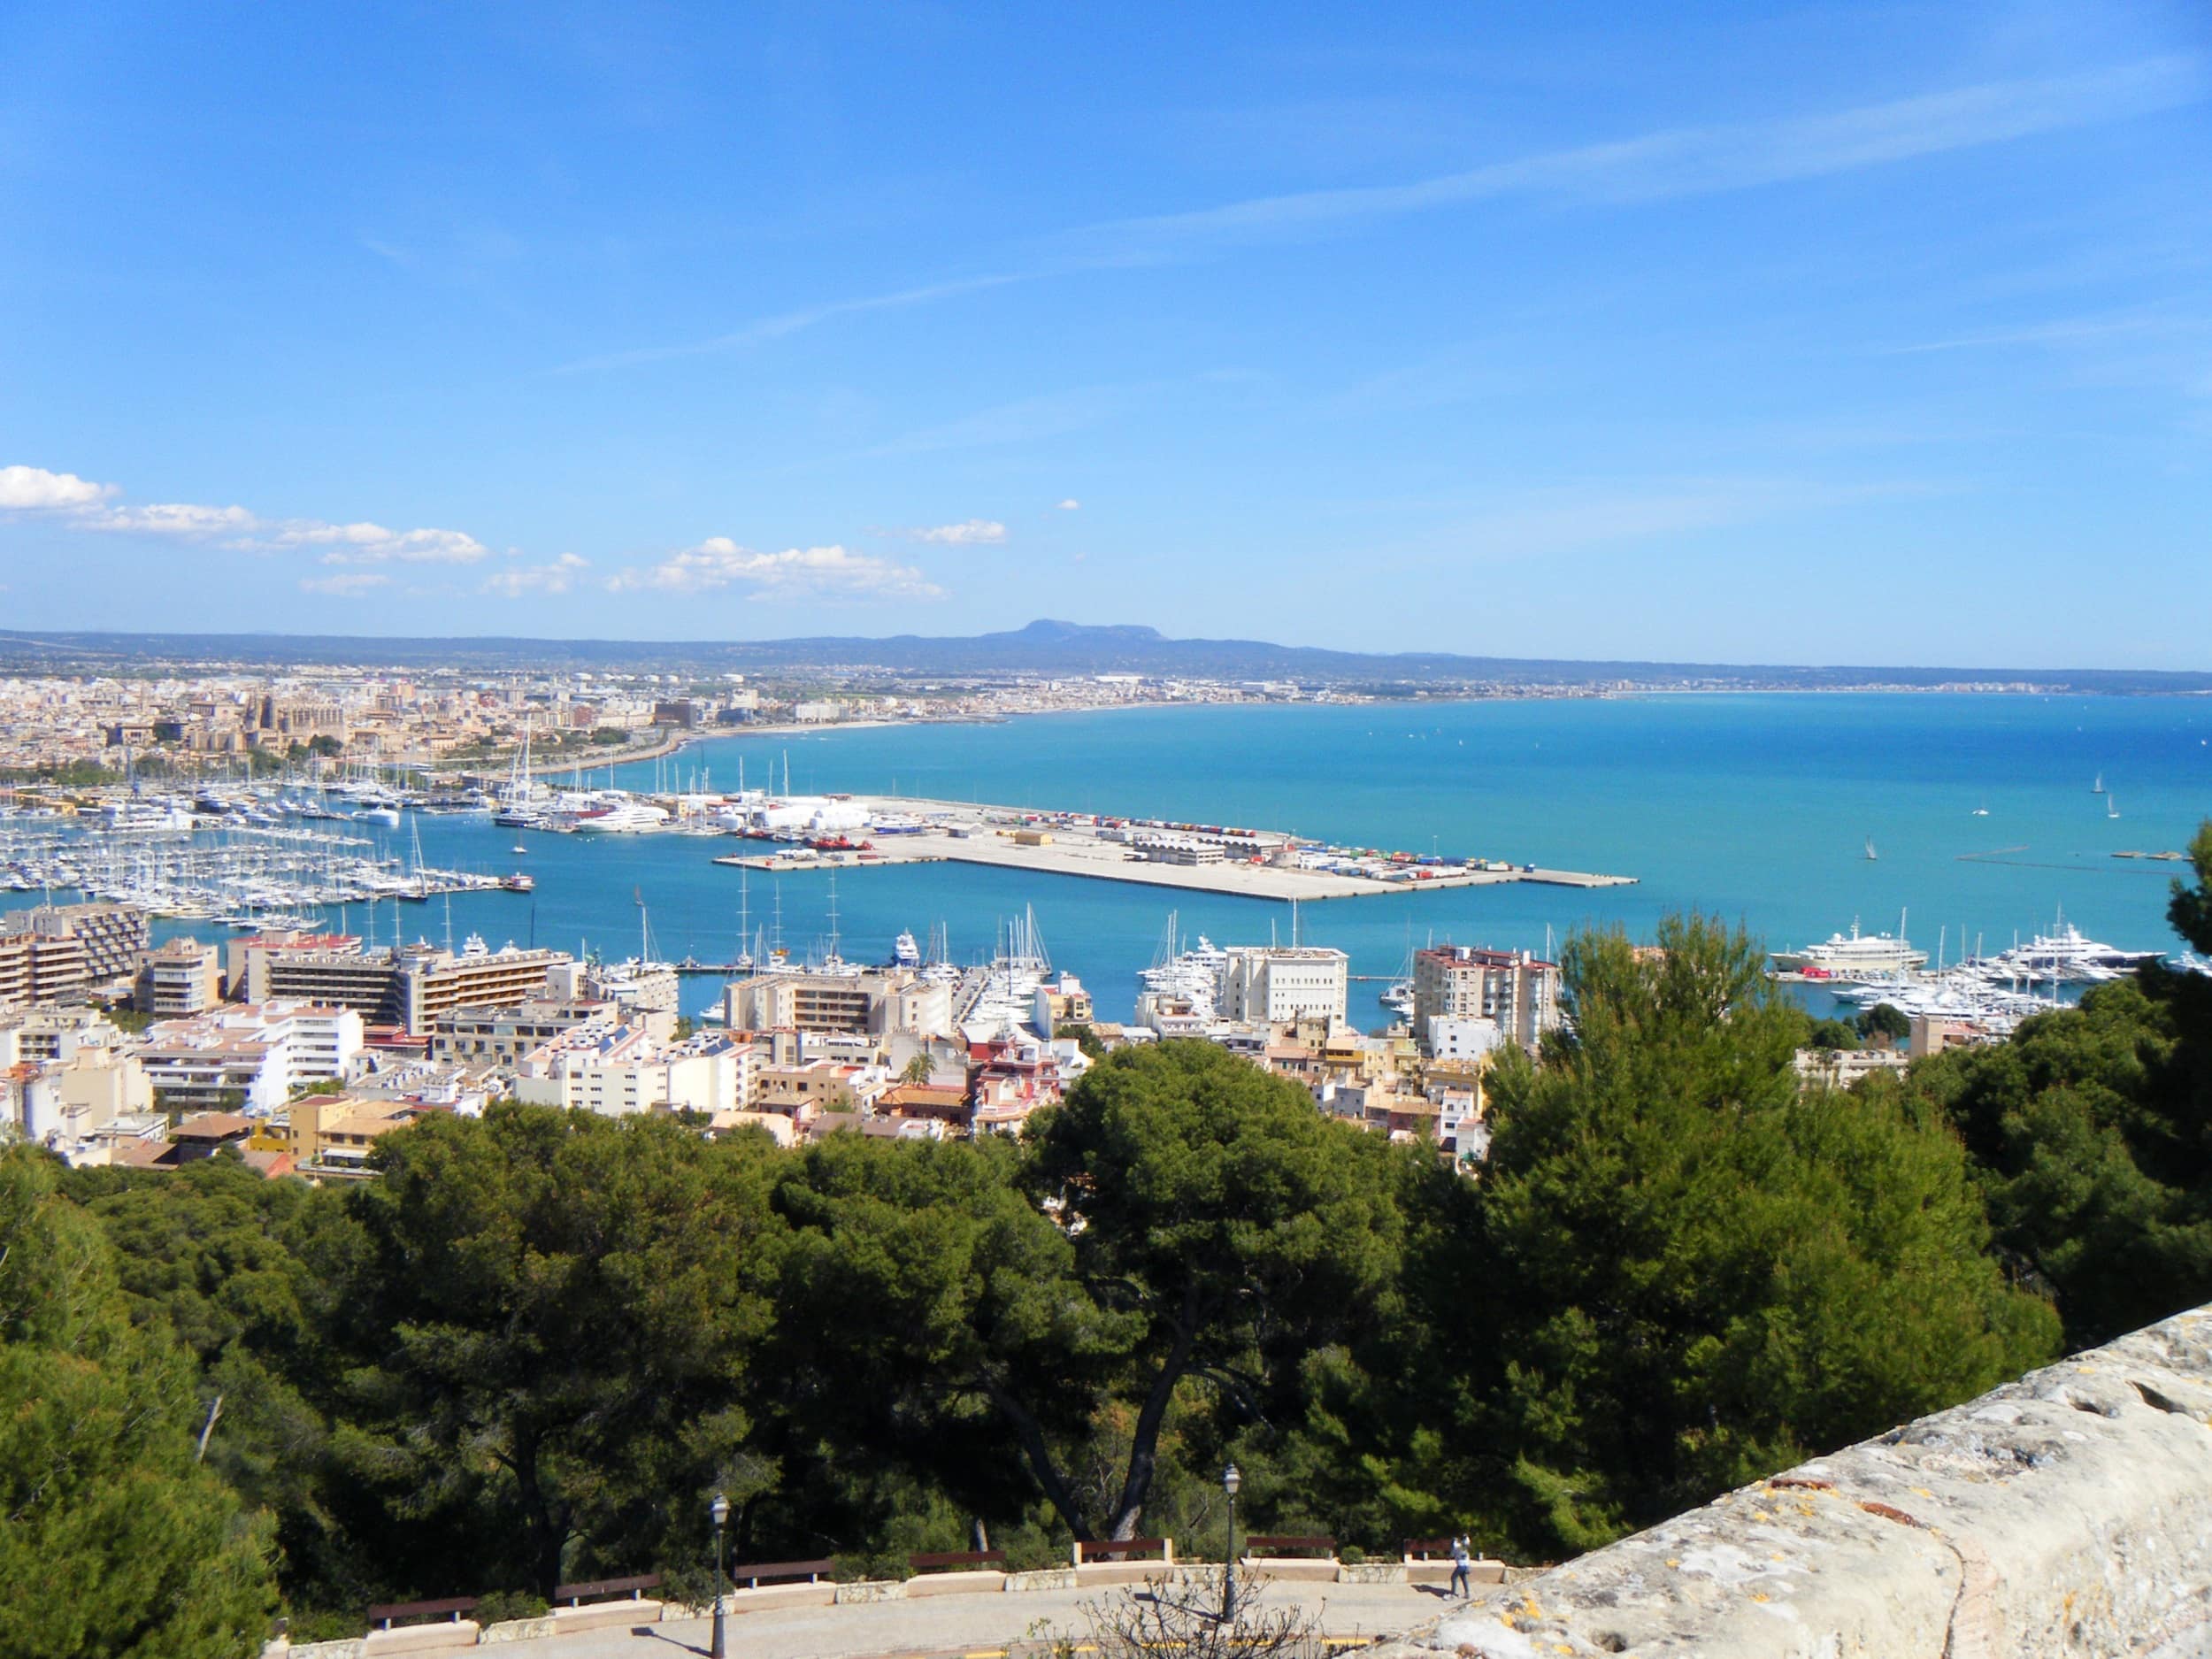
top-left (710, 1493), bottom-right (731, 1528)
top-left (1222, 1463), bottom-right (1241, 1497)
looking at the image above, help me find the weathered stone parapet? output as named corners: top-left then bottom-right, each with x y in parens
top-left (1374, 1304), bottom-right (2212, 1658)
top-left (829, 1578), bottom-right (905, 1603)
top-left (1004, 1566), bottom-right (1080, 1592)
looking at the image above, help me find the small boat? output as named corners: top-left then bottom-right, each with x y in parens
top-left (1864, 836), bottom-right (1878, 861)
top-left (2093, 772), bottom-right (2105, 795)
top-left (500, 872), bottom-right (535, 892)
top-left (1970, 800), bottom-right (1988, 817)
top-left (2107, 795), bottom-right (2120, 821)
top-left (511, 843), bottom-right (528, 855)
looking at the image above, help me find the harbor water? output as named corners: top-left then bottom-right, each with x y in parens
top-left (10, 693), bottom-right (2208, 1025)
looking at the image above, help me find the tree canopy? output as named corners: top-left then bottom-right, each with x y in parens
top-left (1472, 915), bottom-right (2059, 1550)
top-left (1889, 823), bottom-right (2212, 1346)
top-left (35, 853), bottom-right (2212, 1637)
top-left (0, 1148), bottom-right (276, 1658)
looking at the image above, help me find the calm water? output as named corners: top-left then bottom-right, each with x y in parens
top-left (19, 695), bottom-right (2212, 1025)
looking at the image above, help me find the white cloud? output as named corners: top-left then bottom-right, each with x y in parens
top-left (608, 538), bottom-right (943, 601)
top-left (299, 572), bottom-right (393, 595)
top-left (1056, 499), bottom-right (1081, 511)
top-left (291, 524), bottom-right (490, 564)
top-left (0, 465), bottom-right (115, 511)
top-left (910, 518), bottom-right (1008, 545)
top-left (0, 460), bottom-right (489, 564)
top-left (482, 553), bottom-right (589, 597)
top-left (95, 501), bottom-right (259, 537)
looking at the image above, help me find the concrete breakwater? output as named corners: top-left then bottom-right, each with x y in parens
top-left (712, 793), bottom-right (1636, 903)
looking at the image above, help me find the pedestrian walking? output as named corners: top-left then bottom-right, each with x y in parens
top-left (1449, 1534), bottom-right (1472, 1598)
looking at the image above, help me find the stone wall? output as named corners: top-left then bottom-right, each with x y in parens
top-left (1372, 1304), bottom-right (2212, 1658)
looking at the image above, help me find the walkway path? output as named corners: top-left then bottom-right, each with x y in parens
top-left (496, 1578), bottom-right (1448, 1659)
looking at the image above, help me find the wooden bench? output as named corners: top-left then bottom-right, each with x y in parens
top-left (1403, 1538), bottom-right (1459, 1561)
top-left (727, 1557), bottom-right (835, 1589)
top-left (366, 1596), bottom-right (479, 1630)
top-left (909, 1550), bottom-right (1007, 1573)
top-left (1244, 1534), bottom-right (1336, 1557)
top-left (552, 1573), bottom-right (662, 1607)
top-left (1077, 1537), bottom-right (1170, 1562)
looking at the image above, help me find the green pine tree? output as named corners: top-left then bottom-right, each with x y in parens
top-left (0, 1148), bottom-right (277, 1658)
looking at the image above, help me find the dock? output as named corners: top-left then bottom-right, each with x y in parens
top-left (709, 795), bottom-right (1634, 902)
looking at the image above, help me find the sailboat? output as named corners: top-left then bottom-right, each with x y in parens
top-left (1864, 836), bottom-right (1878, 862)
top-left (1970, 800), bottom-right (1988, 818)
top-left (2093, 772), bottom-right (2105, 795)
top-left (2107, 795), bottom-right (2120, 821)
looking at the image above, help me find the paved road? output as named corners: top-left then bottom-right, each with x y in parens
top-left (501, 1578), bottom-right (1451, 1659)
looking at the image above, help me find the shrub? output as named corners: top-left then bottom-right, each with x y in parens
top-left (831, 1549), bottom-right (908, 1584)
top-left (474, 1590), bottom-right (549, 1625)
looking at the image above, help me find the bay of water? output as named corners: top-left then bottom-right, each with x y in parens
top-left (22, 695), bottom-right (2212, 1025)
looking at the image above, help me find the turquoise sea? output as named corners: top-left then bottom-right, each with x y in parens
top-left (16, 695), bottom-right (2212, 1025)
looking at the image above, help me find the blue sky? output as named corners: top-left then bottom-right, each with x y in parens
top-left (2, 1), bottom-right (2207, 665)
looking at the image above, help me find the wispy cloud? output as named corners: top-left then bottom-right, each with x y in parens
top-left (1884, 310), bottom-right (2208, 355)
top-left (1059, 58), bottom-right (2205, 262)
top-left (482, 553), bottom-right (590, 597)
top-left (867, 384), bottom-right (1158, 457)
top-left (606, 538), bottom-right (942, 601)
top-left (0, 462), bottom-right (489, 564)
top-left (1450, 477), bottom-right (1944, 561)
top-left (554, 273), bottom-right (1026, 374)
top-left (300, 572), bottom-right (392, 596)
top-left (545, 60), bottom-right (2200, 380)
top-left (904, 518), bottom-right (1007, 546)
top-left (1056, 498), bottom-right (1081, 511)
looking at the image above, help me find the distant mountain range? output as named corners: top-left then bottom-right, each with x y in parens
top-left (1, 619), bottom-right (2205, 693)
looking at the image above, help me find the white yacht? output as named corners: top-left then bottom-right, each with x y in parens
top-left (1771, 918), bottom-right (1926, 979)
top-left (555, 794), bottom-right (670, 833)
top-left (1992, 918), bottom-right (2155, 983)
top-left (103, 800), bottom-right (195, 833)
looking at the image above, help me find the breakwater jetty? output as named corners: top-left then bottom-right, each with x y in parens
top-left (710, 794), bottom-right (1634, 902)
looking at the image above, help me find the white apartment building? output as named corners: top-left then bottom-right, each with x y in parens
top-left (1218, 947), bottom-right (1349, 1027)
top-left (138, 937), bottom-right (223, 1016)
top-left (1425, 1015), bottom-right (1505, 1062)
top-left (133, 1002), bottom-right (365, 1114)
top-left (1410, 946), bottom-right (1561, 1054)
top-left (512, 1025), bottom-right (755, 1118)
top-left (0, 1009), bottom-right (153, 1159)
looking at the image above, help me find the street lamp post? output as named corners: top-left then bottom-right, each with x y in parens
top-left (1221, 1463), bottom-right (1241, 1624)
top-left (709, 1492), bottom-right (730, 1659)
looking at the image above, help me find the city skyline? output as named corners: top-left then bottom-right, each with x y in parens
top-left (3, 2), bottom-right (2208, 665)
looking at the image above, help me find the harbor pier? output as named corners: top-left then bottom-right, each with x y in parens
top-left (710, 794), bottom-right (1634, 902)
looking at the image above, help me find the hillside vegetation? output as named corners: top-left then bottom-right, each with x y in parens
top-left (4, 824), bottom-right (2206, 1647)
